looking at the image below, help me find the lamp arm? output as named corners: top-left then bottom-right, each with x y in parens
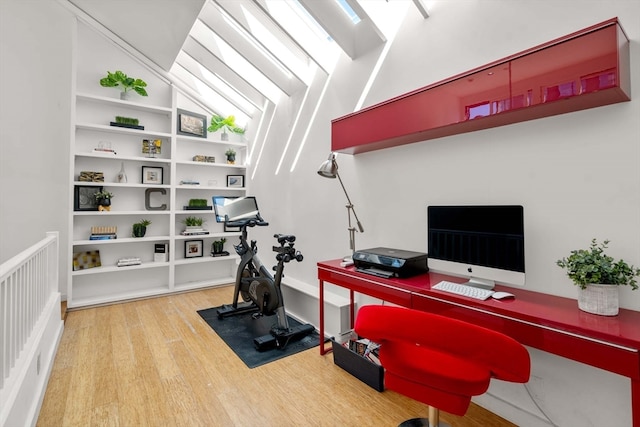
top-left (336, 172), bottom-right (364, 233)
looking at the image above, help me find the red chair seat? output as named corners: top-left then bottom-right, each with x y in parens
top-left (355, 305), bottom-right (530, 419)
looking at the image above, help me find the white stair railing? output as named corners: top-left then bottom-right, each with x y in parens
top-left (0, 231), bottom-right (61, 427)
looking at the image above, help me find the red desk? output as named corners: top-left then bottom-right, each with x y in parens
top-left (317, 259), bottom-right (640, 426)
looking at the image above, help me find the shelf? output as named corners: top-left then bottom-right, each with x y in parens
top-left (77, 122), bottom-right (171, 138)
top-left (174, 254), bottom-right (239, 266)
top-left (73, 181), bottom-right (171, 189)
top-left (75, 152), bottom-right (171, 163)
top-left (67, 285), bottom-right (171, 309)
top-left (77, 92), bottom-right (172, 114)
top-left (71, 261), bottom-right (169, 276)
top-left (175, 160), bottom-right (246, 168)
top-left (73, 210), bottom-right (170, 216)
top-left (176, 134), bottom-right (248, 147)
top-left (332, 18), bottom-right (630, 154)
top-left (73, 236), bottom-right (171, 245)
top-left (175, 232), bottom-right (238, 240)
top-left (174, 278), bottom-right (235, 292)
top-left (176, 185), bottom-right (244, 191)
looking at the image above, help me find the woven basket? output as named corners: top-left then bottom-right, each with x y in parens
top-left (577, 284), bottom-right (619, 316)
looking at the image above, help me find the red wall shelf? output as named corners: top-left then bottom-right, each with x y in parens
top-left (331, 18), bottom-right (631, 155)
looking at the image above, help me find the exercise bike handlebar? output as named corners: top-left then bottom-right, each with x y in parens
top-left (225, 215), bottom-right (269, 229)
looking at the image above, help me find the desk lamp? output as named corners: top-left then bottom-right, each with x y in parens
top-left (317, 152), bottom-right (364, 262)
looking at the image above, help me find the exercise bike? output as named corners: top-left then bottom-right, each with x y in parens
top-left (216, 209), bottom-right (315, 351)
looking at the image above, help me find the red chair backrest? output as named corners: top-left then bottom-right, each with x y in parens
top-left (354, 305), bottom-right (530, 383)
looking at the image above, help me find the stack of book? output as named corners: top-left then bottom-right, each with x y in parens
top-left (180, 228), bottom-right (209, 236)
top-left (117, 257), bottom-right (141, 267)
top-left (90, 226), bottom-right (117, 240)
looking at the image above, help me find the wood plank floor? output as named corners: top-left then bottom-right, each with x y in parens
top-left (38, 285), bottom-right (517, 427)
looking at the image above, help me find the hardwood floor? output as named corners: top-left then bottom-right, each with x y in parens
top-left (38, 286), bottom-right (516, 427)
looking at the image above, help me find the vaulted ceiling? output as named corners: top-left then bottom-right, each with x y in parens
top-left (67, 0), bottom-right (429, 129)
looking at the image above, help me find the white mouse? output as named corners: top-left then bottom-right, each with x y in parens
top-left (492, 291), bottom-right (515, 300)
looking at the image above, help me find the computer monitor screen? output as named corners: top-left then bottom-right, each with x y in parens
top-left (427, 205), bottom-right (525, 288)
top-left (212, 196), bottom-right (260, 222)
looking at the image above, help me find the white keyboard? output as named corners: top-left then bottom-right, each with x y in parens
top-left (432, 281), bottom-right (495, 300)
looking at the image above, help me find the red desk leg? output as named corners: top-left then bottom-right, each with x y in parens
top-left (633, 379), bottom-right (639, 427)
top-left (319, 279), bottom-right (331, 355)
top-left (349, 289), bottom-right (355, 328)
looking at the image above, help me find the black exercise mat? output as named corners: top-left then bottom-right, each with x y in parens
top-left (197, 306), bottom-right (320, 368)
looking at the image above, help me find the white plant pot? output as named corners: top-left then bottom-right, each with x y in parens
top-left (577, 284), bottom-right (619, 316)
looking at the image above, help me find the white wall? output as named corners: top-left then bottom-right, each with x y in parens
top-left (0, 0), bottom-right (72, 295)
top-left (248, 1), bottom-right (640, 426)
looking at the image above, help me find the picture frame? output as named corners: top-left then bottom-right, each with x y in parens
top-left (227, 175), bottom-right (244, 188)
top-left (74, 185), bottom-right (102, 211)
top-left (142, 166), bottom-right (163, 184)
top-left (185, 240), bottom-right (204, 258)
top-left (177, 109), bottom-right (207, 138)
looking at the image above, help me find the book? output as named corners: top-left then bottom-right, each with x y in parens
top-left (181, 230), bottom-right (209, 235)
top-left (89, 234), bottom-right (117, 240)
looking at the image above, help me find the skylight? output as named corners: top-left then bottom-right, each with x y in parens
top-left (335, 0), bottom-right (361, 24)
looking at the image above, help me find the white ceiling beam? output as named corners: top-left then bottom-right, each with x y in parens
top-left (198, 1), bottom-right (305, 96)
top-left (412, 0), bottom-right (430, 19)
top-left (180, 36), bottom-right (267, 108)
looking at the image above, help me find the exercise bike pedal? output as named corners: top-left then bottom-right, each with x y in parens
top-left (216, 302), bottom-right (259, 319)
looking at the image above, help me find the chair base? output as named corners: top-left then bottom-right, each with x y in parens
top-left (398, 418), bottom-right (450, 427)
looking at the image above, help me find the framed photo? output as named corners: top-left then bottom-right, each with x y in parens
top-left (74, 185), bottom-right (102, 211)
top-left (227, 175), bottom-right (244, 188)
top-left (177, 109), bottom-right (207, 138)
top-left (142, 166), bottom-right (163, 184)
top-left (72, 250), bottom-right (101, 270)
top-left (185, 240), bottom-right (204, 258)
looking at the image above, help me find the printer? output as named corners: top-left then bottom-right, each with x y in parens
top-left (352, 247), bottom-right (428, 278)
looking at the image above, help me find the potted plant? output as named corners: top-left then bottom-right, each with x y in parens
top-left (185, 199), bottom-right (210, 210)
top-left (99, 70), bottom-right (148, 100)
top-left (182, 216), bottom-right (205, 230)
top-left (225, 148), bottom-right (236, 165)
top-left (93, 190), bottom-right (114, 212)
top-left (208, 114), bottom-right (245, 141)
top-left (211, 238), bottom-right (227, 255)
top-left (556, 238), bottom-right (639, 316)
top-left (132, 219), bottom-right (151, 238)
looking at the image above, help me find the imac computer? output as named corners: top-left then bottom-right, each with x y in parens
top-left (427, 205), bottom-right (525, 289)
top-left (212, 196), bottom-right (260, 222)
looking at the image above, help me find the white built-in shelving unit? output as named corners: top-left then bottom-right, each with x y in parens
top-left (68, 20), bottom-right (248, 308)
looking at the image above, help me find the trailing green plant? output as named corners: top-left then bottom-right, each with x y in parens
top-left (208, 115), bottom-right (245, 134)
top-left (115, 116), bottom-right (140, 125)
top-left (100, 70), bottom-right (148, 96)
top-left (556, 239), bottom-right (640, 290)
top-left (182, 216), bottom-right (205, 227)
top-left (188, 199), bottom-right (208, 207)
top-left (93, 190), bottom-right (114, 200)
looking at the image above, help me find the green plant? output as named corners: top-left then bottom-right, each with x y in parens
top-left (188, 199), bottom-right (208, 207)
top-left (115, 116), bottom-right (139, 125)
top-left (208, 114), bottom-right (245, 135)
top-left (93, 190), bottom-right (114, 200)
top-left (182, 216), bottom-right (205, 227)
top-left (134, 219), bottom-right (152, 227)
top-left (225, 148), bottom-right (236, 157)
top-left (132, 219), bottom-right (151, 238)
top-left (556, 239), bottom-right (640, 290)
top-left (212, 238), bottom-right (227, 254)
top-left (99, 70), bottom-right (148, 96)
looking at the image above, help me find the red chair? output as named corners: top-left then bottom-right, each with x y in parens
top-left (354, 305), bottom-right (530, 427)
